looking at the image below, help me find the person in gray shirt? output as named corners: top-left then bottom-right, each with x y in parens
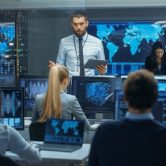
top-left (32, 64), bottom-right (91, 130)
top-left (0, 124), bottom-right (42, 163)
top-left (48, 10), bottom-right (106, 76)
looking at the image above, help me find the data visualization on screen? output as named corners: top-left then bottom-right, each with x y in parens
top-left (0, 87), bottom-right (24, 130)
top-left (71, 76), bottom-right (122, 118)
top-left (0, 22), bottom-right (16, 86)
top-left (19, 76), bottom-right (48, 111)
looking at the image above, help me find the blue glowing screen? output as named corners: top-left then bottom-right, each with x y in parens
top-left (45, 119), bottom-right (84, 145)
top-left (71, 76), bottom-right (122, 113)
top-left (0, 87), bottom-right (24, 130)
top-left (0, 22), bottom-right (15, 56)
top-left (19, 77), bottom-right (48, 110)
top-left (0, 22), bottom-right (16, 86)
top-left (88, 21), bottom-right (166, 75)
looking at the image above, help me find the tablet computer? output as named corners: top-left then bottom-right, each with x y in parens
top-left (84, 59), bottom-right (108, 69)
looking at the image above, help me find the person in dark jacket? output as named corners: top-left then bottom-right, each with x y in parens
top-left (145, 41), bottom-right (166, 75)
top-left (88, 69), bottom-right (166, 166)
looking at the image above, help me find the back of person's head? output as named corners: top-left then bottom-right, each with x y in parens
top-left (124, 69), bottom-right (158, 112)
top-left (151, 41), bottom-right (165, 56)
top-left (71, 10), bottom-right (88, 21)
top-left (39, 64), bottom-right (69, 122)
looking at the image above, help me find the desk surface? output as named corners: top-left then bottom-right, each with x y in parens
top-left (5, 143), bottom-right (90, 163)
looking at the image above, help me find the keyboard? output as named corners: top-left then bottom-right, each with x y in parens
top-left (37, 143), bottom-right (82, 152)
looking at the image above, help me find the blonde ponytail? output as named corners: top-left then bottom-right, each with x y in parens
top-left (38, 64), bottom-right (69, 122)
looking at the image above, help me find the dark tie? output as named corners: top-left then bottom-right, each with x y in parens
top-left (78, 37), bottom-right (85, 76)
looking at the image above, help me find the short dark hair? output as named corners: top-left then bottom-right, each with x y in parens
top-left (71, 10), bottom-right (88, 21)
top-left (124, 69), bottom-right (158, 112)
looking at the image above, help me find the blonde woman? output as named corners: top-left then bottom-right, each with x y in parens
top-left (32, 64), bottom-right (91, 130)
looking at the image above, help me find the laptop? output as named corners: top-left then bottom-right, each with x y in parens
top-left (37, 118), bottom-right (85, 152)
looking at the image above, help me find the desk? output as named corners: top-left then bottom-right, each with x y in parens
top-left (5, 143), bottom-right (90, 166)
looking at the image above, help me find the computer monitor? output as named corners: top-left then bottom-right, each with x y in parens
top-left (0, 87), bottom-right (24, 130)
top-left (157, 80), bottom-right (166, 91)
top-left (19, 76), bottom-right (48, 111)
top-left (114, 90), bottom-right (164, 123)
top-left (70, 76), bottom-right (122, 119)
top-left (0, 22), bottom-right (16, 87)
top-left (0, 52), bottom-right (16, 87)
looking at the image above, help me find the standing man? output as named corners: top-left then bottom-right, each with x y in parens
top-left (48, 10), bottom-right (106, 76)
top-left (88, 69), bottom-right (166, 166)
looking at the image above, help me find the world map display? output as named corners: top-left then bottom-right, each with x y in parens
top-left (45, 119), bottom-right (84, 144)
top-left (51, 120), bottom-right (80, 136)
top-left (88, 21), bottom-right (166, 75)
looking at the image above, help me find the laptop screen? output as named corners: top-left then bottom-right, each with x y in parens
top-left (44, 119), bottom-right (85, 145)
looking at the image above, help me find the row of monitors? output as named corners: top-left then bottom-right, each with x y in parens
top-left (1, 76), bottom-right (166, 131)
top-left (18, 75), bottom-right (166, 113)
top-left (19, 76), bottom-right (122, 112)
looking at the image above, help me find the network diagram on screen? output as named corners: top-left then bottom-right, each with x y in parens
top-left (71, 76), bottom-right (122, 115)
top-left (88, 21), bottom-right (166, 75)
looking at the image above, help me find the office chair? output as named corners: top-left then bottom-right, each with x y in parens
top-left (0, 155), bottom-right (19, 166)
top-left (29, 122), bottom-right (46, 141)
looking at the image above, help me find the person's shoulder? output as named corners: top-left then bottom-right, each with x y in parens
top-left (0, 124), bottom-right (17, 135)
top-left (61, 93), bottom-right (76, 100)
top-left (98, 120), bottom-right (122, 130)
top-left (145, 55), bottom-right (155, 62)
top-left (36, 93), bottom-right (46, 98)
top-left (36, 93), bottom-right (45, 99)
top-left (145, 55), bottom-right (151, 59)
top-left (61, 35), bottom-right (73, 42)
top-left (0, 124), bottom-right (8, 132)
top-left (88, 33), bottom-right (101, 42)
top-left (155, 123), bottom-right (166, 138)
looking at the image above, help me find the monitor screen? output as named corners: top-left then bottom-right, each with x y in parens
top-left (0, 87), bottom-right (24, 130)
top-left (88, 21), bottom-right (166, 75)
top-left (114, 90), bottom-right (164, 123)
top-left (157, 80), bottom-right (166, 91)
top-left (19, 76), bottom-right (48, 111)
top-left (0, 22), bottom-right (16, 86)
top-left (70, 76), bottom-right (122, 118)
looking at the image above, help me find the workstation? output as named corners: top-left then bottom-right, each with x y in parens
top-left (1, 1), bottom-right (166, 166)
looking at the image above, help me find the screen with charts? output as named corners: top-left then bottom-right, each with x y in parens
top-left (70, 76), bottom-right (122, 118)
top-left (114, 89), bottom-right (165, 123)
top-left (0, 87), bottom-right (24, 130)
top-left (19, 76), bottom-right (48, 111)
top-left (88, 21), bottom-right (166, 75)
top-left (0, 22), bottom-right (16, 86)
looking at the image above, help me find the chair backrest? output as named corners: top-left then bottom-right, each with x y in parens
top-left (0, 155), bottom-right (19, 166)
top-left (29, 122), bottom-right (46, 141)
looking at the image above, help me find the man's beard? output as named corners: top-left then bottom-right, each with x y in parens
top-left (74, 30), bottom-right (86, 37)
